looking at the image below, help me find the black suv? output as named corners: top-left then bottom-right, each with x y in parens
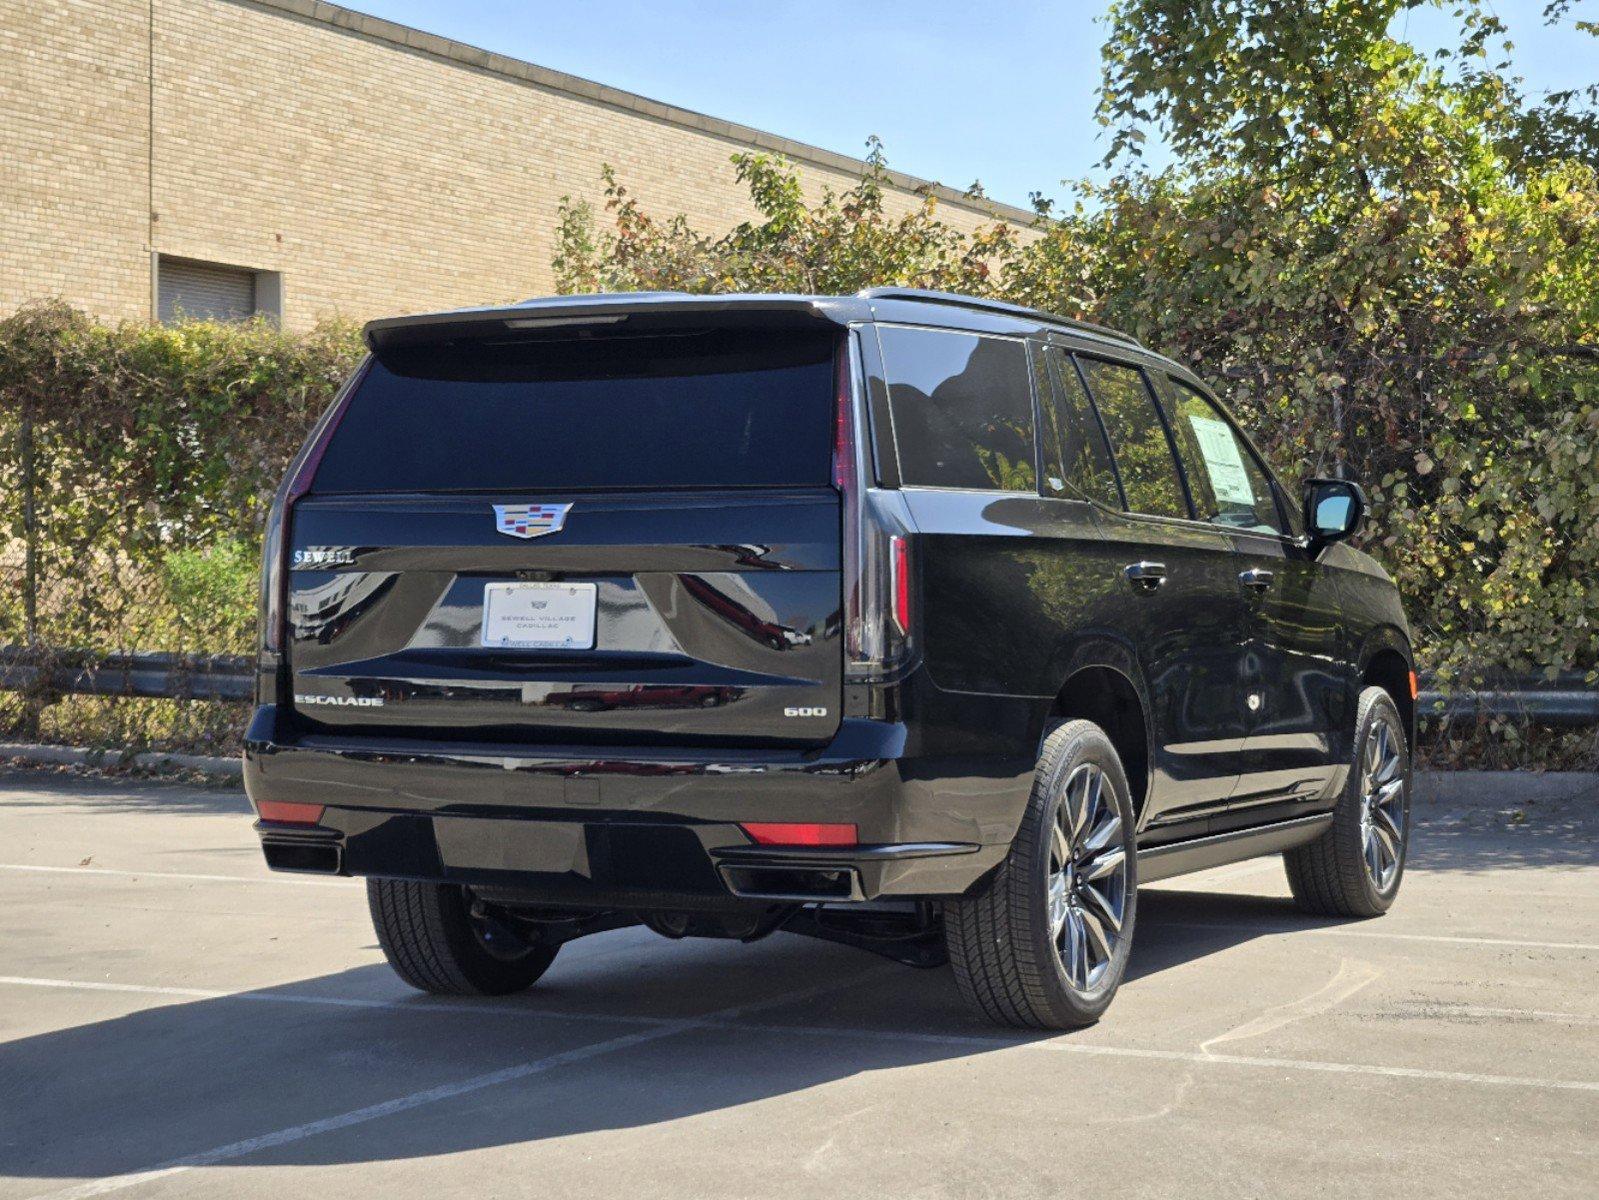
top-left (246, 289), bottom-right (1414, 1028)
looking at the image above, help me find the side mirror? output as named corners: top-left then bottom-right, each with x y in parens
top-left (1302, 478), bottom-right (1366, 551)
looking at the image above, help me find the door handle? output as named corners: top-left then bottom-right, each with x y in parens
top-left (1239, 567), bottom-right (1275, 591)
top-left (1124, 561), bottom-right (1167, 592)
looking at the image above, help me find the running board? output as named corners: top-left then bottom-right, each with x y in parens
top-left (1138, 813), bottom-right (1333, 883)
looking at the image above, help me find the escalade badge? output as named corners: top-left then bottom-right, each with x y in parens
top-left (493, 503), bottom-right (571, 539)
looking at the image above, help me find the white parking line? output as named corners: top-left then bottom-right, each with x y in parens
top-left (35, 1026), bottom-right (678, 1200)
top-left (1024, 1039), bottom-right (1599, 1092)
top-left (0, 863), bottom-right (355, 888)
top-left (24, 967), bottom-right (896, 1200)
top-left (1159, 920), bottom-right (1599, 953)
top-left (0, 975), bottom-right (685, 1028)
top-left (5, 973), bottom-right (1596, 1103)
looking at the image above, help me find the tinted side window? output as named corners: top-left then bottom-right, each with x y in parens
top-left (1164, 379), bottom-right (1284, 534)
top-left (1038, 346), bottom-right (1121, 507)
top-left (878, 326), bottom-right (1037, 492)
top-left (1076, 357), bottom-right (1188, 519)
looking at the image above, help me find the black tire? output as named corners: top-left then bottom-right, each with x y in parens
top-left (943, 719), bottom-right (1138, 1029)
top-left (1284, 686), bottom-right (1411, 918)
top-left (368, 879), bottom-right (559, 996)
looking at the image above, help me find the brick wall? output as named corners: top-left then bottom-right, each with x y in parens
top-left (1, 0), bottom-right (152, 323)
top-left (1, 0), bottom-right (1032, 330)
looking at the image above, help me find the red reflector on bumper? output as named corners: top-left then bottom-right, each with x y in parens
top-left (739, 822), bottom-right (857, 847)
top-left (257, 800), bottom-right (325, 825)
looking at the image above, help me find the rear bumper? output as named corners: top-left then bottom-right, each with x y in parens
top-left (242, 705), bottom-right (1022, 903)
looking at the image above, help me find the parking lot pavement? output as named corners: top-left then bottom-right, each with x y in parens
top-left (0, 769), bottom-right (1594, 1200)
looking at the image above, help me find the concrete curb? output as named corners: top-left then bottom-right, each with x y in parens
top-left (1412, 770), bottom-right (1599, 805)
top-left (0, 742), bottom-right (242, 780)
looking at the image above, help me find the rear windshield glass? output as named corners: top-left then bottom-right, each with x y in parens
top-left (310, 329), bottom-right (838, 493)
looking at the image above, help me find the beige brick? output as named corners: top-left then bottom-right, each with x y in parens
top-left (1, 0), bottom-right (1033, 330)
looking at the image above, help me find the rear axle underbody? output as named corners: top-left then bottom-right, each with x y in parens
top-left (466, 890), bottom-right (948, 969)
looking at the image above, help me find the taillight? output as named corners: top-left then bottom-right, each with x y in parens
top-left (832, 348), bottom-right (856, 495)
top-left (261, 363), bottom-right (367, 653)
top-left (259, 504), bottom-right (287, 653)
top-left (834, 344), bottom-right (864, 660)
top-left (256, 800), bottom-right (325, 825)
top-left (836, 334), bottom-right (914, 680)
top-left (740, 822), bottom-right (858, 847)
top-left (890, 534), bottom-right (911, 636)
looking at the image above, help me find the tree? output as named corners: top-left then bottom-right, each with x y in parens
top-left (551, 3), bottom-right (1599, 761)
top-left (553, 139), bottom-right (1023, 298)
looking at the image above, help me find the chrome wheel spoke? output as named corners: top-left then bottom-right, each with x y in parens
top-left (1048, 874), bottom-right (1069, 941)
top-left (1371, 801), bottom-right (1403, 844)
top-left (1081, 844), bottom-right (1126, 883)
top-left (1066, 767), bottom-right (1094, 842)
top-left (1051, 819), bottom-right (1071, 872)
top-left (1086, 769), bottom-right (1107, 830)
top-left (1080, 907), bottom-right (1113, 964)
top-left (1064, 909), bottom-right (1086, 988)
top-left (1079, 878), bottom-right (1123, 934)
top-left (1375, 726), bottom-right (1403, 784)
top-left (1371, 821), bottom-right (1398, 868)
top-left (1082, 812), bottom-right (1122, 856)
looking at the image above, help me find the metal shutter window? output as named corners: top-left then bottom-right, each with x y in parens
top-left (158, 259), bottom-right (256, 322)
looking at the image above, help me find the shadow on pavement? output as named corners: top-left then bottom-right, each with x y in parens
top-left (0, 888), bottom-right (1333, 1182)
top-left (1402, 798), bottom-right (1599, 874)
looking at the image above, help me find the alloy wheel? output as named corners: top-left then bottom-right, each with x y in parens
top-left (1047, 763), bottom-right (1129, 991)
top-left (1358, 721), bottom-right (1407, 891)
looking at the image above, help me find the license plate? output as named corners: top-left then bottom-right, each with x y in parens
top-left (481, 582), bottom-right (597, 649)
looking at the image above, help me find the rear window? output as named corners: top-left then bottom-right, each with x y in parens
top-left (877, 326), bottom-right (1037, 492)
top-left (310, 329), bottom-right (837, 493)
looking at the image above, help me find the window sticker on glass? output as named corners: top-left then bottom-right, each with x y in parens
top-left (1188, 415), bottom-right (1256, 507)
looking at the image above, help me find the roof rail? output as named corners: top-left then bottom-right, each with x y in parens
top-left (857, 288), bottom-right (1143, 349)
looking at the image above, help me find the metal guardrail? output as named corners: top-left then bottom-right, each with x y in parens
top-left (1417, 684), bottom-right (1599, 728)
top-left (0, 647), bottom-right (254, 702)
top-left (0, 646), bottom-right (1594, 725)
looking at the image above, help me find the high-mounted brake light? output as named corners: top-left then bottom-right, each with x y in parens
top-left (740, 822), bottom-right (858, 847)
top-left (256, 800), bottom-right (325, 825)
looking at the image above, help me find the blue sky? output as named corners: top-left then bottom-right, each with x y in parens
top-left (350, 1), bottom-right (1594, 212)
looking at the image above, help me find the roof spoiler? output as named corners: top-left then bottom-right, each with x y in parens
top-left (363, 293), bottom-right (848, 354)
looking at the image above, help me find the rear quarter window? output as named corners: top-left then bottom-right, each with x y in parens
top-left (876, 325), bottom-right (1037, 492)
